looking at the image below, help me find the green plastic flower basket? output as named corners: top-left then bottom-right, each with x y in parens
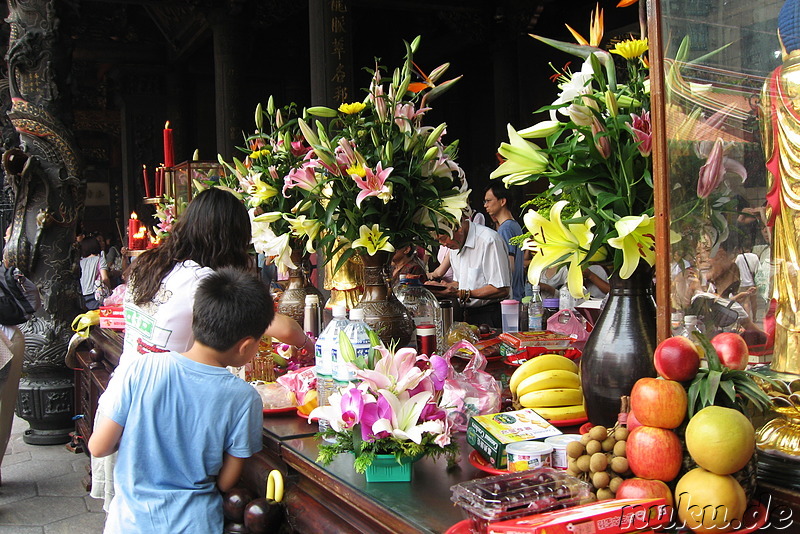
top-left (364, 454), bottom-right (418, 483)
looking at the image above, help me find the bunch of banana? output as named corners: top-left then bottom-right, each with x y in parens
top-left (509, 354), bottom-right (586, 420)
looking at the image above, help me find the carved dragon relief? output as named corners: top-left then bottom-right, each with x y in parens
top-left (3, 0), bottom-right (85, 374)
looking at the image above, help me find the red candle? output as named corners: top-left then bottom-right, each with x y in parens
top-left (128, 213), bottom-right (139, 249)
top-left (155, 167), bottom-right (163, 198)
top-left (163, 121), bottom-right (174, 168)
top-left (142, 165), bottom-right (152, 197)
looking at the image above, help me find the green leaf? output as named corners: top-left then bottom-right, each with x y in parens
top-left (703, 369), bottom-right (722, 406)
top-left (687, 373), bottom-right (704, 417)
top-left (692, 331), bottom-right (723, 372)
top-left (719, 379), bottom-right (737, 406)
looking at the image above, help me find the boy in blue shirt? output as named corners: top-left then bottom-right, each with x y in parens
top-left (89, 268), bottom-right (270, 533)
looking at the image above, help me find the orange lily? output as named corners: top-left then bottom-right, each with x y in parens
top-left (617, 0), bottom-right (639, 6)
top-left (565, 4), bottom-right (604, 47)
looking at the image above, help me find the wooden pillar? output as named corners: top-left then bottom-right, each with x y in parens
top-left (309, 0), bottom-right (354, 106)
top-left (211, 20), bottom-right (243, 161)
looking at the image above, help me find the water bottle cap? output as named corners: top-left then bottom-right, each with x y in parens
top-left (543, 298), bottom-right (560, 307)
top-left (305, 294), bottom-right (320, 304)
top-left (501, 299), bottom-right (519, 306)
top-left (332, 304), bottom-right (347, 317)
top-left (349, 308), bottom-right (365, 321)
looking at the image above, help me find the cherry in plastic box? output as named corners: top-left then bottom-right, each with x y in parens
top-left (450, 467), bottom-right (591, 534)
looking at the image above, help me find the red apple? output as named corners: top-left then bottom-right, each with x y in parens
top-left (627, 425), bottom-right (683, 482)
top-left (630, 377), bottom-right (688, 429)
top-left (616, 477), bottom-right (675, 507)
top-left (711, 332), bottom-right (749, 371)
top-left (654, 336), bottom-right (701, 382)
top-left (627, 409), bottom-right (643, 431)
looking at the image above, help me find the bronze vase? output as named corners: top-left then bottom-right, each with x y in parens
top-left (355, 251), bottom-right (414, 347)
top-left (276, 247), bottom-right (323, 326)
top-left (580, 265), bottom-right (658, 427)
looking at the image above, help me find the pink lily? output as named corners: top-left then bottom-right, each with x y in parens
top-left (394, 103), bottom-right (431, 133)
top-left (591, 117), bottom-right (611, 159)
top-left (283, 162), bottom-right (321, 197)
top-left (696, 137), bottom-right (747, 199)
top-left (352, 162), bottom-right (394, 208)
top-left (290, 139), bottom-right (312, 157)
top-left (356, 346), bottom-right (429, 394)
top-left (629, 111), bottom-right (652, 157)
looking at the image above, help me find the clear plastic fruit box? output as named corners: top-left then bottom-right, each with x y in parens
top-left (450, 467), bottom-right (591, 534)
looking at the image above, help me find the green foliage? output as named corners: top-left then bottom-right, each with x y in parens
top-left (687, 332), bottom-right (778, 417)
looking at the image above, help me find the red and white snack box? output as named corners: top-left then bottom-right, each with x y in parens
top-left (488, 498), bottom-right (670, 534)
top-left (99, 306), bottom-right (125, 330)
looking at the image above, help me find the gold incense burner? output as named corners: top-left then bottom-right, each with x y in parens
top-left (756, 379), bottom-right (800, 458)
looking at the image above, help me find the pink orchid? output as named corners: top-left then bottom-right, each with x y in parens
top-left (352, 162), bottom-right (394, 208)
top-left (429, 355), bottom-right (449, 390)
top-left (283, 162), bottom-right (321, 197)
top-left (419, 403), bottom-right (446, 422)
top-left (360, 394), bottom-right (394, 442)
top-left (629, 111), bottom-right (652, 157)
top-left (339, 387), bottom-right (365, 429)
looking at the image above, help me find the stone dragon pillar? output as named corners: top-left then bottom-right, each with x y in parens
top-left (3, 0), bottom-right (85, 444)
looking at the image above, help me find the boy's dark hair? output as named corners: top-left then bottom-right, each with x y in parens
top-left (191, 267), bottom-right (274, 352)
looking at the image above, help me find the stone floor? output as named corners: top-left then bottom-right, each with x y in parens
top-left (0, 415), bottom-right (106, 533)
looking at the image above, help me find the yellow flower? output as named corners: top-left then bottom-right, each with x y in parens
top-left (522, 201), bottom-right (603, 299)
top-left (249, 148), bottom-right (270, 160)
top-left (607, 215), bottom-right (656, 279)
top-left (489, 124), bottom-right (549, 186)
top-left (346, 164), bottom-right (367, 178)
top-left (283, 214), bottom-right (323, 254)
top-left (338, 102), bottom-right (367, 114)
top-left (610, 38), bottom-right (648, 60)
top-left (246, 173), bottom-right (278, 207)
top-left (352, 224), bottom-right (394, 255)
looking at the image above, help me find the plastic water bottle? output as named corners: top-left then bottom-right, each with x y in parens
top-left (680, 314), bottom-right (703, 340)
top-left (315, 304), bottom-right (349, 434)
top-left (394, 275), bottom-right (438, 327)
top-left (335, 308), bottom-right (373, 385)
top-left (671, 312), bottom-right (684, 337)
top-left (528, 286), bottom-right (544, 331)
top-left (559, 285), bottom-right (576, 311)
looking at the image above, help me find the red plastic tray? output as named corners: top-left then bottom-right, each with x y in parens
top-left (262, 406), bottom-right (297, 416)
top-left (504, 347), bottom-right (582, 367)
top-left (468, 450), bottom-right (508, 475)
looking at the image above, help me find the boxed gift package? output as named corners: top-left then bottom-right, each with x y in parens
top-left (467, 409), bottom-right (561, 468)
top-left (98, 306), bottom-right (124, 330)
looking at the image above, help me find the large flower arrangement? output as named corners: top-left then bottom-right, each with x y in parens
top-left (309, 344), bottom-right (458, 473)
top-left (491, 7), bottom-right (654, 298)
top-left (295, 36), bottom-right (470, 268)
top-left (215, 99), bottom-right (326, 272)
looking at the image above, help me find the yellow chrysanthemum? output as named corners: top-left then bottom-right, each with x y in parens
top-left (346, 164), bottom-right (367, 178)
top-left (338, 102), bottom-right (367, 114)
top-left (249, 148), bottom-right (270, 159)
top-left (610, 38), bottom-right (649, 60)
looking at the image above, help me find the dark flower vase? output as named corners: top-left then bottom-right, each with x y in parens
top-left (356, 251), bottom-right (414, 348)
top-left (580, 265), bottom-right (657, 427)
top-left (277, 247), bottom-right (323, 326)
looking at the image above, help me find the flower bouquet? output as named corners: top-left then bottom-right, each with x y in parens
top-left (308, 344), bottom-right (458, 474)
top-left (294, 36), bottom-right (470, 269)
top-left (490, 6), bottom-right (654, 297)
top-left (212, 99), bottom-right (327, 273)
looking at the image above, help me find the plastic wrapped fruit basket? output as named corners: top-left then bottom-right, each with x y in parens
top-left (450, 467), bottom-right (591, 534)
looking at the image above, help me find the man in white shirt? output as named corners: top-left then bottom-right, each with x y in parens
top-left (427, 215), bottom-right (511, 327)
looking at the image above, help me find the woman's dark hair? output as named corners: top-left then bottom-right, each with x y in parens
top-left (80, 236), bottom-right (101, 258)
top-left (130, 188), bottom-right (252, 305)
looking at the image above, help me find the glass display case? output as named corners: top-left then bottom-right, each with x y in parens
top-left (165, 160), bottom-right (224, 208)
top-left (651, 0), bottom-right (791, 372)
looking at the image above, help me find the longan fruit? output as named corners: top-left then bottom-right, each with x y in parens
top-left (580, 433), bottom-right (593, 445)
top-left (610, 456), bottom-right (629, 473)
top-left (589, 452), bottom-right (608, 473)
top-left (609, 476), bottom-right (623, 493)
top-left (601, 436), bottom-right (616, 452)
top-left (588, 425), bottom-right (608, 441)
top-left (592, 470), bottom-right (611, 489)
top-left (597, 487), bottom-right (615, 501)
top-left (613, 440), bottom-right (627, 457)
top-left (614, 426), bottom-right (629, 441)
top-left (576, 454), bottom-right (591, 473)
top-left (566, 441), bottom-right (585, 459)
top-left (585, 439), bottom-right (602, 455)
